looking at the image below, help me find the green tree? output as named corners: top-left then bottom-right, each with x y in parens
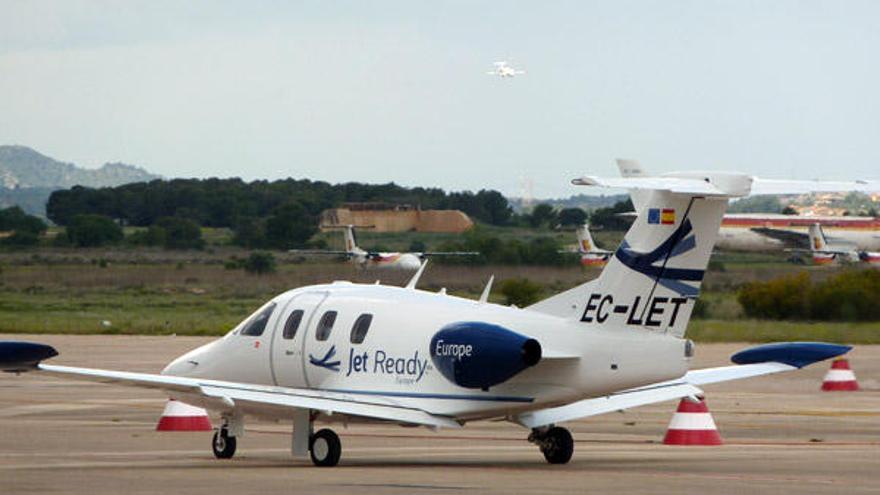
top-left (0, 206), bottom-right (47, 233)
top-left (265, 202), bottom-right (317, 249)
top-left (528, 203), bottom-right (557, 228)
top-left (558, 207), bottom-right (587, 227)
top-left (65, 214), bottom-right (123, 247)
top-left (155, 217), bottom-right (204, 249)
top-left (499, 278), bottom-right (543, 307)
top-left (243, 251), bottom-right (277, 275)
top-left (590, 199), bottom-right (634, 231)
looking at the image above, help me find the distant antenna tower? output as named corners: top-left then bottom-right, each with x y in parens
top-left (519, 176), bottom-right (535, 209)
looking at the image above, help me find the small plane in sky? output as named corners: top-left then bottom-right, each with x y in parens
top-left (2, 167), bottom-right (874, 467)
top-left (486, 61), bottom-right (526, 78)
top-left (800, 223), bottom-right (880, 265)
top-left (292, 225), bottom-right (477, 271)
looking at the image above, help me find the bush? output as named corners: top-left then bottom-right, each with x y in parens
top-left (243, 251), bottom-right (276, 275)
top-left (0, 206), bottom-right (47, 234)
top-left (0, 207), bottom-right (47, 247)
top-left (155, 217), bottom-right (204, 249)
top-left (737, 270), bottom-right (880, 321)
top-left (499, 278), bottom-right (543, 307)
top-left (65, 214), bottom-right (123, 247)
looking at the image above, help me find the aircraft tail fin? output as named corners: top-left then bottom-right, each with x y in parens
top-left (529, 173), bottom-right (742, 338)
top-left (576, 224), bottom-right (601, 254)
top-left (809, 223), bottom-right (829, 252)
top-left (616, 159), bottom-right (651, 213)
top-left (342, 225), bottom-right (365, 255)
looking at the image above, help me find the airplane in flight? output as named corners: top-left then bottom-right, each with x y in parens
top-left (292, 225), bottom-right (477, 271)
top-left (1, 168), bottom-right (871, 467)
top-left (563, 224), bottom-right (612, 267)
top-left (486, 61), bottom-right (526, 78)
top-left (617, 159), bottom-right (880, 253)
top-left (798, 223), bottom-right (880, 265)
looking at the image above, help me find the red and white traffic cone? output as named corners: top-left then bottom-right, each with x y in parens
top-left (156, 399), bottom-right (213, 431)
top-left (663, 397), bottom-right (723, 446)
top-left (821, 358), bottom-right (859, 392)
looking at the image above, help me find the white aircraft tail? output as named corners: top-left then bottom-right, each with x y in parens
top-left (616, 159), bottom-right (650, 213)
top-left (808, 223), bottom-right (829, 252)
top-left (342, 225), bottom-right (366, 255)
top-left (576, 224), bottom-right (604, 254)
top-left (529, 173), bottom-right (742, 338)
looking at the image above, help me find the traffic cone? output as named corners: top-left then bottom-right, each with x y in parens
top-left (663, 397), bottom-right (723, 446)
top-left (821, 358), bottom-right (859, 391)
top-left (156, 399), bottom-right (213, 431)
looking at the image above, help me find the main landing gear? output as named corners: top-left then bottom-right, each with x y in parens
top-left (309, 428), bottom-right (342, 467)
top-left (529, 425), bottom-right (574, 464)
top-left (211, 411), bottom-right (342, 467)
top-left (212, 427), bottom-right (236, 459)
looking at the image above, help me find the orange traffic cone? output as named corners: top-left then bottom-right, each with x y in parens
top-left (663, 397), bottom-right (723, 446)
top-left (821, 358), bottom-right (859, 391)
top-left (156, 399), bottom-right (213, 431)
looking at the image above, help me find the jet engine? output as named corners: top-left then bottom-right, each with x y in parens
top-left (429, 322), bottom-right (541, 390)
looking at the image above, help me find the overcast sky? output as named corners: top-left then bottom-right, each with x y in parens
top-left (1, 1), bottom-right (879, 198)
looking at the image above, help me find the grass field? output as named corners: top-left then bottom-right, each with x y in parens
top-left (1, 249), bottom-right (878, 342)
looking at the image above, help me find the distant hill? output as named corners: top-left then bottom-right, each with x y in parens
top-left (0, 145), bottom-right (160, 217)
top-left (508, 193), bottom-right (628, 213)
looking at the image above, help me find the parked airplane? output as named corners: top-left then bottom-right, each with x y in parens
top-left (616, 159), bottom-right (880, 252)
top-left (292, 225), bottom-right (476, 271)
top-left (797, 223), bottom-right (880, 265)
top-left (569, 224), bottom-right (612, 267)
top-left (1, 169), bottom-right (868, 467)
top-left (486, 61), bottom-right (526, 78)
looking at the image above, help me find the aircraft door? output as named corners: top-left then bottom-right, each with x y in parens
top-left (270, 291), bottom-right (328, 388)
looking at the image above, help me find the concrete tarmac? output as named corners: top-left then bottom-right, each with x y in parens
top-left (1, 335), bottom-right (878, 494)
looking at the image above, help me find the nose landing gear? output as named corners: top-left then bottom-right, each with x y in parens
top-left (529, 425), bottom-right (574, 464)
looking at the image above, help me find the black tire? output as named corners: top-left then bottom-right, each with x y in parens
top-left (309, 428), bottom-right (341, 467)
top-left (212, 429), bottom-right (237, 459)
top-left (541, 426), bottom-right (574, 464)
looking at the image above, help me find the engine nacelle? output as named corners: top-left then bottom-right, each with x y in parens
top-left (429, 322), bottom-right (542, 389)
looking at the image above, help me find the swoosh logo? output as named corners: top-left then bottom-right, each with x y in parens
top-left (309, 345), bottom-right (341, 372)
top-left (614, 218), bottom-right (703, 297)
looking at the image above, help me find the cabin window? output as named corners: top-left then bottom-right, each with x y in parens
top-left (350, 314), bottom-right (373, 344)
top-left (240, 303), bottom-right (276, 337)
top-left (283, 310), bottom-right (304, 340)
top-left (315, 311), bottom-right (337, 341)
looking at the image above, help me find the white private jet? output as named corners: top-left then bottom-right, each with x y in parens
top-left (486, 61), bottom-right (526, 78)
top-left (2, 168), bottom-right (871, 467)
top-left (292, 225), bottom-right (477, 271)
top-left (800, 223), bottom-right (880, 265)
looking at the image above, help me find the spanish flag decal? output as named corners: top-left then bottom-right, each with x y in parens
top-left (661, 208), bottom-right (675, 225)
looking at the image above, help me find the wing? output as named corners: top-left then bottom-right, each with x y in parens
top-left (288, 250), bottom-right (352, 256)
top-left (514, 342), bottom-right (849, 429)
top-left (420, 251), bottom-right (480, 257)
top-left (36, 364), bottom-right (459, 428)
top-left (0, 342), bottom-right (457, 429)
top-left (750, 227), bottom-right (810, 249)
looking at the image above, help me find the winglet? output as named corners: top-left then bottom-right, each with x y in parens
top-left (0, 341), bottom-right (58, 372)
top-left (405, 260), bottom-right (429, 289)
top-left (478, 275), bottom-right (494, 303)
top-left (731, 342), bottom-right (851, 369)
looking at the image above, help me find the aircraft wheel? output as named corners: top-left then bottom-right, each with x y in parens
top-left (212, 428), bottom-right (237, 459)
top-left (309, 428), bottom-right (341, 467)
top-left (540, 426), bottom-right (573, 464)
